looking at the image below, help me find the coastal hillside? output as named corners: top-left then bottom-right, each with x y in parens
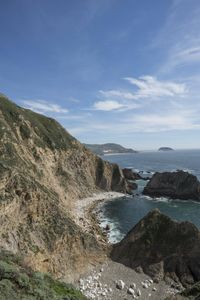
top-left (84, 143), bottom-right (137, 155)
top-left (0, 250), bottom-right (87, 300)
top-left (0, 94), bottom-right (129, 282)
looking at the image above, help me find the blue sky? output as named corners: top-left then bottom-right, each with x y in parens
top-left (1, 0), bottom-right (200, 150)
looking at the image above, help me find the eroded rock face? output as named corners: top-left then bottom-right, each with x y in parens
top-left (0, 95), bottom-right (129, 281)
top-left (143, 171), bottom-right (200, 201)
top-left (165, 281), bottom-right (200, 300)
top-left (111, 209), bottom-right (200, 287)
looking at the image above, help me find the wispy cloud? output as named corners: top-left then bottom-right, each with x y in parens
top-left (69, 109), bottom-right (200, 136)
top-left (99, 89), bottom-right (137, 100)
top-left (22, 100), bottom-right (69, 114)
top-left (93, 100), bottom-right (125, 111)
top-left (93, 75), bottom-right (187, 112)
top-left (153, 0), bottom-right (200, 74)
top-left (124, 76), bottom-right (187, 98)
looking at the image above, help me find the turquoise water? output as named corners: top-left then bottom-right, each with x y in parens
top-left (99, 150), bottom-right (200, 243)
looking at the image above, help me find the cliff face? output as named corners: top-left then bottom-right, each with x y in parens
top-left (143, 171), bottom-right (200, 201)
top-left (111, 209), bottom-right (200, 287)
top-left (0, 95), bottom-right (128, 281)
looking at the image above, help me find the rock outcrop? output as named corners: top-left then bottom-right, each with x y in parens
top-left (111, 209), bottom-right (200, 287)
top-left (0, 94), bottom-right (129, 281)
top-left (143, 171), bottom-right (200, 201)
top-left (122, 168), bottom-right (141, 181)
top-left (122, 168), bottom-right (141, 191)
top-left (165, 281), bottom-right (200, 299)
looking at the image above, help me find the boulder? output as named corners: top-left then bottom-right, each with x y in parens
top-left (122, 168), bottom-right (142, 180)
top-left (111, 209), bottom-right (200, 287)
top-left (127, 287), bottom-right (135, 295)
top-left (143, 170), bottom-right (200, 201)
top-left (116, 280), bottom-right (125, 290)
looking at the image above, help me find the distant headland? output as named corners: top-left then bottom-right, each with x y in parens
top-left (85, 143), bottom-right (138, 155)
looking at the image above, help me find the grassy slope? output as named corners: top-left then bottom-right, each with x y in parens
top-left (0, 250), bottom-right (87, 300)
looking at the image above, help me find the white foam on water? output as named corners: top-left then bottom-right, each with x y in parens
top-left (108, 229), bottom-right (124, 244)
top-left (154, 196), bottom-right (171, 203)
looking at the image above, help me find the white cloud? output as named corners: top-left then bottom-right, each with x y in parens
top-left (68, 110), bottom-right (200, 136)
top-left (130, 113), bottom-right (197, 132)
top-left (124, 76), bottom-right (187, 98)
top-left (22, 100), bottom-right (69, 114)
top-left (97, 76), bottom-right (187, 111)
top-left (153, 0), bottom-right (200, 74)
top-left (163, 45), bottom-right (200, 73)
top-left (93, 100), bottom-right (125, 111)
top-left (99, 89), bottom-right (137, 100)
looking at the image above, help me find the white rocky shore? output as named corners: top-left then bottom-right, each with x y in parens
top-left (73, 191), bottom-right (125, 232)
top-left (76, 260), bottom-right (179, 300)
top-left (73, 191), bottom-right (181, 300)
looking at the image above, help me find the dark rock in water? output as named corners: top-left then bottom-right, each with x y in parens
top-left (143, 170), bottom-right (200, 201)
top-left (121, 168), bottom-right (139, 193)
top-left (122, 168), bottom-right (142, 180)
top-left (105, 224), bottom-right (110, 231)
top-left (127, 182), bottom-right (138, 192)
top-left (158, 147), bottom-right (174, 151)
top-left (165, 281), bottom-right (200, 299)
top-left (111, 209), bottom-right (200, 287)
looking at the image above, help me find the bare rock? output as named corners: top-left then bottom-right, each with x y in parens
top-left (143, 170), bottom-right (200, 201)
top-left (116, 279), bottom-right (125, 290)
top-left (111, 209), bottom-right (200, 287)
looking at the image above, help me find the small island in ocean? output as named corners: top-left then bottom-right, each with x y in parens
top-left (158, 147), bottom-right (174, 151)
top-left (85, 143), bottom-right (138, 155)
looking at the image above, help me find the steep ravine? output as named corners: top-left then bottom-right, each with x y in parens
top-left (0, 94), bottom-right (130, 283)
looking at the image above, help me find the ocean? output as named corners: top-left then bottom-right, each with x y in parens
top-left (98, 149), bottom-right (200, 243)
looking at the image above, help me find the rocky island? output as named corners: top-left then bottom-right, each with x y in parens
top-left (85, 143), bottom-right (138, 155)
top-left (158, 147), bottom-right (174, 151)
top-left (143, 170), bottom-right (200, 201)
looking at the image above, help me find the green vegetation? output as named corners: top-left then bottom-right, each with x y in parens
top-left (0, 250), bottom-right (88, 300)
top-left (0, 94), bottom-right (77, 150)
top-left (85, 143), bottom-right (137, 155)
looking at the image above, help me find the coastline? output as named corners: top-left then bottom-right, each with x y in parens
top-left (73, 192), bottom-right (181, 300)
top-left (73, 191), bottom-right (126, 237)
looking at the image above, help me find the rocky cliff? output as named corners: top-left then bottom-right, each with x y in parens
top-left (0, 94), bottom-right (129, 282)
top-left (143, 171), bottom-right (200, 201)
top-left (111, 209), bottom-right (200, 287)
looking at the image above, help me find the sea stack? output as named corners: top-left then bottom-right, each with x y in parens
top-left (143, 170), bottom-right (200, 201)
